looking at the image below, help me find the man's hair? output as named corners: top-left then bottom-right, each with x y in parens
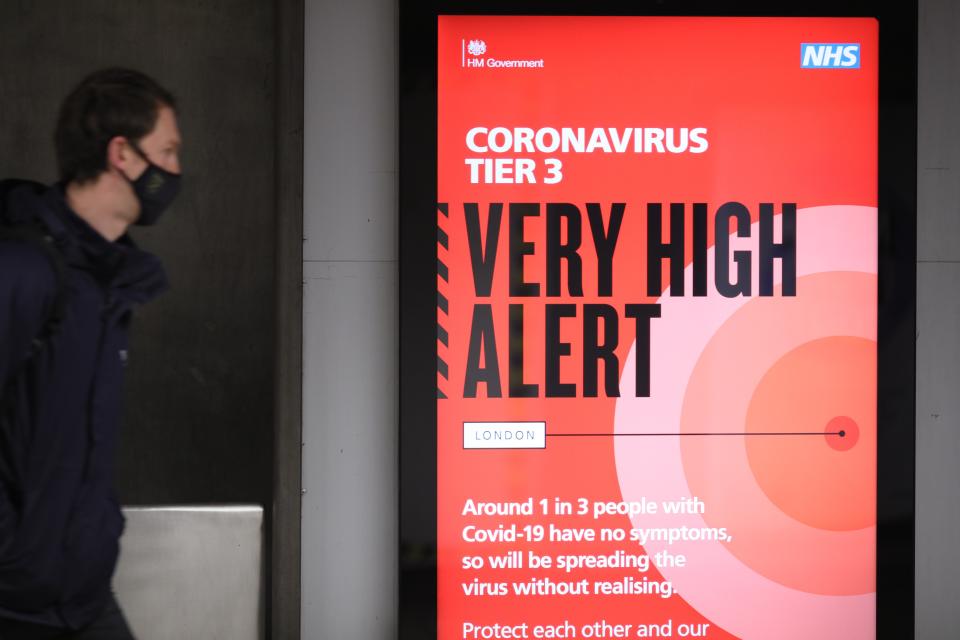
top-left (54, 68), bottom-right (177, 184)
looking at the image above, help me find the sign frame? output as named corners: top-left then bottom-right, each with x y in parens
top-left (399, 2), bottom-right (917, 638)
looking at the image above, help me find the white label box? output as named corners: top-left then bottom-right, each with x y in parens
top-left (463, 422), bottom-right (546, 450)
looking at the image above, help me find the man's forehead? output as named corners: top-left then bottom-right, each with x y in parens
top-left (150, 105), bottom-right (182, 144)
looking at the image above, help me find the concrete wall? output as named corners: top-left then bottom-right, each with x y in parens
top-left (915, 1), bottom-right (960, 638)
top-left (301, 0), bottom-right (398, 637)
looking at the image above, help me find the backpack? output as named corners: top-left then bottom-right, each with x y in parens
top-left (0, 215), bottom-right (70, 510)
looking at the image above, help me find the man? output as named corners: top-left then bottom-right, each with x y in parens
top-left (0, 68), bottom-right (181, 638)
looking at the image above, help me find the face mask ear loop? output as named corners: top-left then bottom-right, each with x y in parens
top-left (115, 139), bottom-right (148, 186)
top-left (127, 140), bottom-right (150, 164)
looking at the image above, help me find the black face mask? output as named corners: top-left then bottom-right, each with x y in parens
top-left (127, 143), bottom-right (181, 226)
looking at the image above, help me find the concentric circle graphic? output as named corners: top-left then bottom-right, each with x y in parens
top-left (614, 206), bottom-right (877, 639)
top-left (824, 415), bottom-right (860, 453)
top-left (742, 334), bottom-right (875, 535)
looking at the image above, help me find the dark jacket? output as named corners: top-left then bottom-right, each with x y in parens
top-left (0, 180), bottom-right (167, 628)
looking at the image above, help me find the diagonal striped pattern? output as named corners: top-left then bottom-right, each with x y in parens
top-left (437, 203), bottom-right (450, 399)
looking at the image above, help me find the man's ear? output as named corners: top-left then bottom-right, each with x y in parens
top-left (106, 136), bottom-right (134, 175)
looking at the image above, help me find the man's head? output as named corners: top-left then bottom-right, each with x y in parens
top-left (55, 68), bottom-right (182, 230)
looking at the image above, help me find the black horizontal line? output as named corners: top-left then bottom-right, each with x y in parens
top-left (547, 431), bottom-right (842, 437)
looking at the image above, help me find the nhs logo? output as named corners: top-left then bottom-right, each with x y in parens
top-left (801, 43), bottom-right (860, 68)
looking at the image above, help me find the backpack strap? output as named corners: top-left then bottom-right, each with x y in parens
top-left (0, 223), bottom-right (69, 357)
top-left (0, 224), bottom-right (68, 508)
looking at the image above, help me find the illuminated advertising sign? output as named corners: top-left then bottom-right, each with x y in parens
top-left (401, 6), bottom-right (916, 640)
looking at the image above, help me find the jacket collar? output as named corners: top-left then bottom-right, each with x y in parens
top-left (3, 180), bottom-right (169, 305)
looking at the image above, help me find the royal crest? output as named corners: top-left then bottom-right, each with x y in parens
top-left (467, 40), bottom-right (487, 56)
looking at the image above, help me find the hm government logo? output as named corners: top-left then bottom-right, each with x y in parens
top-left (461, 38), bottom-right (544, 70)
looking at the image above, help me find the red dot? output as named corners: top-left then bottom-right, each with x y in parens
top-left (825, 416), bottom-right (859, 452)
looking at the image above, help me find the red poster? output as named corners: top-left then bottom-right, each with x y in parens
top-left (437, 16), bottom-right (877, 640)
